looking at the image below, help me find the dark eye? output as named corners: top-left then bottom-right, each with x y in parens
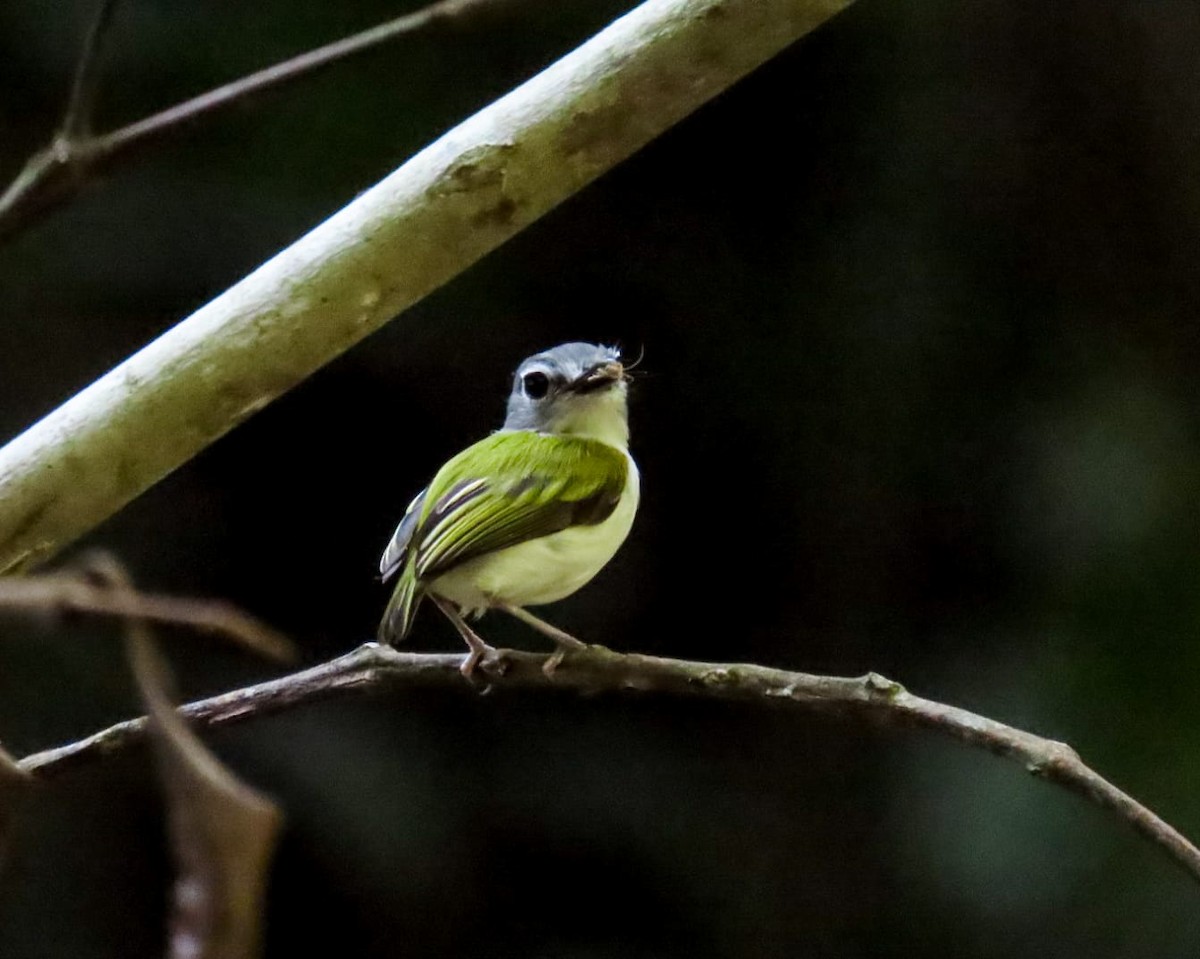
top-left (522, 371), bottom-right (550, 399)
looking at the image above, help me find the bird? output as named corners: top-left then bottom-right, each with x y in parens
top-left (377, 342), bottom-right (640, 677)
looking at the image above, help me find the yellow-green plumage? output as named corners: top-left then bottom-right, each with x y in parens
top-left (378, 429), bottom-right (636, 643)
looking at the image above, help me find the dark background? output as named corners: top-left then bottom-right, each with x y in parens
top-left (2, 0), bottom-right (1200, 955)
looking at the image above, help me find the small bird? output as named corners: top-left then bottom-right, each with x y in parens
top-left (377, 342), bottom-right (640, 677)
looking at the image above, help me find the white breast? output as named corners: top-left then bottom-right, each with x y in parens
top-left (430, 451), bottom-right (640, 615)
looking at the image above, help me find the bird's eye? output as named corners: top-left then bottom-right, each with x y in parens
top-left (522, 371), bottom-right (550, 399)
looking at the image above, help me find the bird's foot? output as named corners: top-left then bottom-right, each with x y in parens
top-left (495, 604), bottom-right (587, 678)
top-left (461, 642), bottom-right (511, 687)
top-left (429, 594), bottom-right (508, 687)
top-left (460, 645), bottom-right (485, 681)
top-left (543, 636), bottom-right (589, 678)
top-left (543, 647), bottom-right (566, 677)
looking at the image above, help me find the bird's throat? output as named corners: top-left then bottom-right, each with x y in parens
top-left (551, 389), bottom-right (630, 448)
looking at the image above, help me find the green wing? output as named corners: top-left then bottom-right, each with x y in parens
top-left (414, 431), bottom-right (627, 579)
top-left (377, 431), bottom-right (627, 643)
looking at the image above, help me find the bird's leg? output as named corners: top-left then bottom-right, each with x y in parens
top-left (496, 604), bottom-right (586, 675)
top-left (430, 595), bottom-right (498, 681)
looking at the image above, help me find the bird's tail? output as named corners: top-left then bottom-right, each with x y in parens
top-left (378, 568), bottom-right (423, 644)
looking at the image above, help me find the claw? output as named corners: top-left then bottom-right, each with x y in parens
top-left (541, 641), bottom-right (589, 678)
top-left (431, 594), bottom-right (502, 689)
top-left (484, 647), bottom-right (511, 678)
top-left (461, 643), bottom-right (512, 692)
top-left (460, 646), bottom-right (484, 681)
top-left (543, 648), bottom-right (566, 677)
top-left (497, 603), bottom-right (589, 678)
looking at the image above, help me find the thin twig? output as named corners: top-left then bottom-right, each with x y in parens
top-left (16, 642), bottom-right (1200, 886)
top-left (59, 0), bottom-right (124, 143)
top-left (100, 0), bottom-right (497, 157)
top-left (0, 0), bottom-right (501, 241)
top-left (0, 571), bottom-right (294, 662)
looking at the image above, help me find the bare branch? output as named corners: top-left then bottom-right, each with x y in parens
top-left (16, 642), bottom-right (1200, 886)
top-left (0, 0), bottom-right (854, 575)
top-left (101, 0), bottom-right (499, 158)
top-left (0, 0), bottom-right (508, 242)
top-left (59, 0), bottom-right (124, 143)
top-left (0, 567), bottom-right (294, 663)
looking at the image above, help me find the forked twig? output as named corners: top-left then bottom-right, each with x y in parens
top-left (59, 0), bottom-right (124, 143)
top-left (0, 0), bottom-right (503, 240)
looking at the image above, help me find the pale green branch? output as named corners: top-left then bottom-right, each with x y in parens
top-left (0, 0), bottom-right (852, 573)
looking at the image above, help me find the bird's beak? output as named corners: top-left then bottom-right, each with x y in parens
top-left (570, 361), bottom-right (627, 393)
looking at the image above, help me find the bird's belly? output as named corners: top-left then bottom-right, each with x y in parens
top-left (430, 457), bottom-right (639, 614)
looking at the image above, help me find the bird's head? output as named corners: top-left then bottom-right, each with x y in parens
top-left (503, 342), bottom-right (631, 447)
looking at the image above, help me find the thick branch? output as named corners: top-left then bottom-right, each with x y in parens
top-left (0, 0), bottom-right (852, 574)
top-left (17, 642), bottom-right (1200, 886)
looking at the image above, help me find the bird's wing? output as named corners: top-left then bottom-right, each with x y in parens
top-left (380, 488), bottom-right (427, 582)
top-left (409, 430), bottom-right (628, 583)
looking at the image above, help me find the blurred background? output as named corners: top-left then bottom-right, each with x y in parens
top-left (1, 0), bottom-right (1200, 955)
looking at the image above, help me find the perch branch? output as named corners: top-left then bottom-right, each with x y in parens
top-left (16, 642), bottom-right (1200, 886)
top-left (0, 0), bottom-right (507, 241)
top-left (0, 0), bottom-right (853, 575)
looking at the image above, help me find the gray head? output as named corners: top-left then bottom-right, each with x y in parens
top-left (503, 342), bottom-right (631, 447)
